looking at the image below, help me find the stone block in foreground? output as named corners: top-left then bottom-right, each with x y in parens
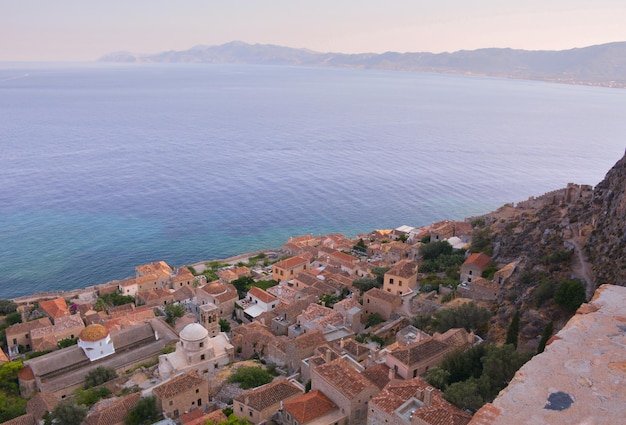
top-left (470, 284), bottom-right (626, 425)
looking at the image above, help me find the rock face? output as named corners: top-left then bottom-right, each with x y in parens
top-left (584, 152), bottom-right (626, 287)
top-left (469, 284), bottom-right (626, 424)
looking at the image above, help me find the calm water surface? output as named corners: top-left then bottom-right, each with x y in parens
top-left (1, 63), bottom-right (625, 298)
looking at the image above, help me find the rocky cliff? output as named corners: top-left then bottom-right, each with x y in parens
top-left (584, 152), bottom-right (626, 286)
top-left (473, 152), bottom-right (626, 348)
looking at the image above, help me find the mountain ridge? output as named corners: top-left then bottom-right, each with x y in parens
top-left (99, 41), bottom-right (626, 87)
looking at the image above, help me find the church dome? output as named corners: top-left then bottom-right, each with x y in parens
top-left (180, 323), bottom-right (208, 342)
top-left (80, 324), bottom-right (109, 342)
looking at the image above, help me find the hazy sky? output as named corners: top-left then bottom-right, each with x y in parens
top-left (3, 0), bottom-right (626, 61)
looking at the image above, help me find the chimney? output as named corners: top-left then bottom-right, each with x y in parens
top-left (388, 367), bottom-right (394, 380)
top-left (424, 387), bottom-right (434, 407)
top-left (325, 349), bottom-right (331, 364)
top-left (340, 338), bottom-right (345, 349)
top-left (245, 396), bottom-right (250, 406)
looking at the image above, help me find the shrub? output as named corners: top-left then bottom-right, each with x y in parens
top-left (227, 366), bottom-right (273, 389)
top-left (85, 366), bottom-right (118, 388)
top-left (554, 279), bottom-right (586, 312)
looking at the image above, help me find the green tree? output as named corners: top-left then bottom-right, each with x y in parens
top-left (432, 302), bottom-right (492, 336)
top-left (231, 276), bottom-right (255, 298)
top-left (554, 279), bottom-right (586, 312)
top-left (505, 311), bottom-right (520, 349)
top-left (419, 241), bottom-right (453, 260)
top-left (74, 386), bottom-right (111, 407)
top-left (479, 344), bottom-right (532, 400)
top-left (353, 238), bottom-right (367, 253)
top-left (219, 318), bottom-right (231, 333)
top-left (537, 321), bottom-right (554, 354)
top-left (164, 303), bottom-right (186, 325)
top-left (227, 366), bottom-right (273, 389)
top-left (425, 366), bottom-right (451, 390)
top-left (319, 293), bottom-right (341, 308)
top-left (444, 377), bottom-right (485, 412)
top-left (0, 391), bottom-right (27, 422)
top-left (0, 360), bottom-right (23, 394)
top-left (125, 395), bottom-right (160, 425)
top-left (0, 299), bottom-right (17, 315)
top-left (365, 312), bottom-right (385, 328)
top-left (5, 312), bottom-right (22, 325)
top-left (44, 400), bottom-right (87, 425)
top-left (206, 414), bottom-right (253, 425)
top-left (352, 277), bottom-right (380, 294)
top-left (371, 267), bottom-right (390, 286)
top-left (85, 366), bottom-right (118, 388)
top-left (57, 337), bottom-right (79, 349)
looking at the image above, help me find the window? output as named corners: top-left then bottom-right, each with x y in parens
top-left (389, 278), bottom-right (394, 284)
top-left (12, 338), bottom-right (16, 345)
top-left (169, 400), bottom-right (173, 406)
top-left (201, 354), bottom-right (205, 360)
top-left (240, 406), bottom-right (243, 412)
top-left (469, 270), bottom-right (473, 275)
top-left (199, 342), bottom-right (204, 348)
top-left (249, 411), bottom-right (253, 417)
top-left (399, 281), bottom-right (402, 286)
top-left (196, 388), bottom-right (200, 393)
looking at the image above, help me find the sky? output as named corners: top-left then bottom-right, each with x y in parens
top-left (2, 0), bottom-right (626, 61)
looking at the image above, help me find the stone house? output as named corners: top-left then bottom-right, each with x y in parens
top-left (281, 389), bottom-right (347, 425)
top-left (273, 256), bottom-right (310, 282)
top-left (293, 271), bottom-right (325, 291)
top-left (458, 277), bottom-right (500, 301)
top-left (5, 317), bottom-right (52, 359)
top-left (333, 297), bottom-right (363, 334)
top-left (269, 298), bottom-right (316, 336)
top-left (38, 298), bottom-right (70, 323)
top-left (231, 322), bottom-right (275, 360)
top-left (233, 378), bottom-right (303, 425)
top-left (384, 329), bottom-right (472, 379)
top-left (367, 377), bottom-right (471, 425)
top-left (460, 253), bottom-right (492, 283)
top-left (311, 357), bottom-right (379, 425)
top-left (170, 266), bottom-right (197, 289)
top-left (382, 260), bottom-right (419, 296)
top-left (363, 288), bottom-right (402, 321)
top-left (493, 261), bottom-right (517, 285)
top-left (285, 330), bottom-right (327, 374)
top-left (135, 288), bottom-right (174, 308)
top-left (196, 282), bottom-right (239, 318)
top-left (153, 370), bottom-right (209, 420)
top-left (30, 314), bottom-right (85, 352)
top-left (218, 266), bottom-right (251, 284)
top-left (291, 304), bottom-right (344, 338)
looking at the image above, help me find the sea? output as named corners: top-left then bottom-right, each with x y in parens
top-left (1, 63), bottom-right (625, 299)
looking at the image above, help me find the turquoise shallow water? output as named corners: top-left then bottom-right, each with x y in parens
top-left (1, 63), bottom-right (625, 298)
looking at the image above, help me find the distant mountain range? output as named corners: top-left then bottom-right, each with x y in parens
top-left (99, 41), bottom-right (626, 87)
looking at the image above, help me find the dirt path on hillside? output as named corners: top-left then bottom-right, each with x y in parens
top-left (567, 223), bottom-right (595, 299)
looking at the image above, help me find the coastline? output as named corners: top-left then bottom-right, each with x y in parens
top-left (10, 248), bottom-right (278, 304)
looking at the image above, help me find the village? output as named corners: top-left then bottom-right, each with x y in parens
top-left (0, 219), bottom-right (544, 425)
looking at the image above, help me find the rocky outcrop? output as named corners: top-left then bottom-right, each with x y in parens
top-left (584, 152), bottom-right (626, 286)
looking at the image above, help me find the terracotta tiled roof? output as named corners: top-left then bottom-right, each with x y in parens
top-left (135, 260), bottom-right (173, 277)
top-left (39, 297), bottom-right (70, 320)
top-left (389, 338), bottom-right (450, 366)
top-left (26, 392), bottom-right (58, 420)
top-left (292, 330), bottom-right (327, 352)
top-left (18, 365), bottom-right (35, 380)
top-left (294, 272), bottom-right (323, 287)
top-left (234, 378), bottom-right (302, 412)
top-left (298, 304), bottom-right (334, 323)
top-left (313, 358), bottom-right (376, 399)
top-left (276, 256), bottom-right (308, 270)
top-left (248, 286), bottom-right (277, 304)
top-left (283, 390), bottom-right (337, 424)
top-left (173, 285), bottom-right (195, 301)
top-left (0, 348), bottom-right (9, 363)
top-left (386, 260), bottom-right (418, 279)
top-left (434, 328), bottom-right (471, 348)
top-left (5, 317), bottom-right (51, 337)
top-left (2, 413), bottom-right (37, 425)
top-left (330, 251), bottom-right (358, 264)
top-left (31, 314), bottom-right (85, 339)
top-left (153, 371), bottom-right (207, 399)
top-left (361, 363), bottom-right (396, 390)
top-left (371, 377), bottom-right (471, 425)
top-left (83, 393), bottom-right (141, 425)
top-left (364, 287), bottom-right (401, 304)
top-left (463, 253), bottom-right (492, 270)
top-left (200, 281), bottom-right (228, 295)
top-left (493, 262), bottom-right (517, 281)
top-left (181, 408), bottom-right (227, 425)
top-left (340, 338), bottom-right (370, 358)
